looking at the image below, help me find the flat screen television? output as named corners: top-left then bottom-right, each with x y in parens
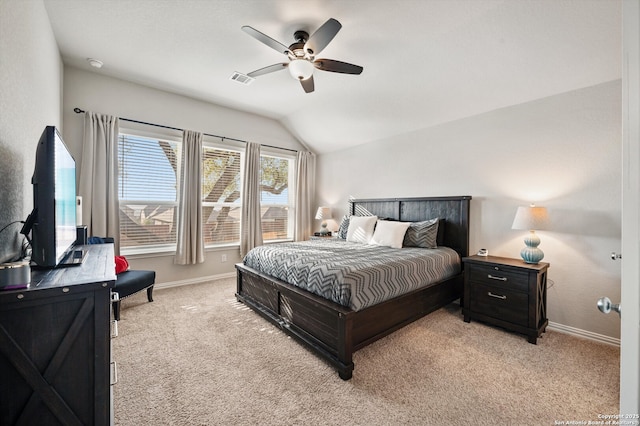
top-left (21, 126), bottom-right (80, 268)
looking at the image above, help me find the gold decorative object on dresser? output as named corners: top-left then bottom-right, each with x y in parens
top-left (462, 255), bottom-right (549, 344)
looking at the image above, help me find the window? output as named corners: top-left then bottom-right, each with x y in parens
top-left (118, 129), bottom-right (296, 253)
top-left (201, 146), bottom-right (242, 246)
top-left (118, 133), bottom-right (180, 252)
top-left (259, 154), bottom-right (294, 241)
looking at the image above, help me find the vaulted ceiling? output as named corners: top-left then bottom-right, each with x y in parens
top-left (43, 0), bottom-right (621, 154)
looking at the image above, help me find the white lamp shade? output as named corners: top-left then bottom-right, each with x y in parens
top-left (511, 206), bottom-right (549, 231)
top-left (315, 207), bottom-right (332, 220)
top-left (288, 59), bottom-right (314, 80)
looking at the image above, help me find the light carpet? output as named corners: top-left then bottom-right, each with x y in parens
top-left (112, 278), bottom-right (619, 425)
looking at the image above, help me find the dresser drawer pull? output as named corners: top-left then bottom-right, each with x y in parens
top-left (487, 274), bottom-right (507, 281)
top-left (487, 291), bottom-right (507, 300)
top-left (111, 361), bottom-right (118, 385)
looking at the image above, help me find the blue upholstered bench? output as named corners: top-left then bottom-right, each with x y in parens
top-left (88, 237), bottom-right (155, 320)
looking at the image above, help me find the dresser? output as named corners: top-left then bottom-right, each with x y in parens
top-left (0, 244), bottom-right (116, 425)
top-left (462, 255), bottom-right (549, 344)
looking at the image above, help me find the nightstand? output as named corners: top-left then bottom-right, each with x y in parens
top-left (309, 235), bottom-right (334, 240)
top-left (462, 255), bottom-right (549, 344)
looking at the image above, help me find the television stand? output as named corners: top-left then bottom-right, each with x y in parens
top-left (0, 244), bottom-right (116, 425)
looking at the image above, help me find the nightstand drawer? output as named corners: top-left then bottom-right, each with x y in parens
top-left (469, 283), bottom-right (528, 326)
top-left (467, 264), bottom-right (529, 292)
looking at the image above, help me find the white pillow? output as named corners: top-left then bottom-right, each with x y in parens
top-left (371, 220), bottom-right (411, 249)
top-left (346, 216), bottom-right (378, 243)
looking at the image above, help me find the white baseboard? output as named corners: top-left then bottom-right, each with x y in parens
top-left (154, 272), bottom-right (236, 290)
top-left (548, 321), bottom-right (620, 347)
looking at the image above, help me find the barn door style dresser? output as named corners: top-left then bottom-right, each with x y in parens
top-left (0, 244), bottom-right (116, 425)
top-left (462, 255), bottom-right (549, 344)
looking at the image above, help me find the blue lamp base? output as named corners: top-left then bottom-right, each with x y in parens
top-left (520, 231), bottom-right (544, 264)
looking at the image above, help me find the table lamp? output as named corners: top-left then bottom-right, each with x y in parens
top-left (511, 205), bottom-right (549, 264)
top-left (315, 207), bottom-right (332, 236)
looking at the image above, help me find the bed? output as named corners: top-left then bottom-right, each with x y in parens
top-left (235, 196), bottom-right (471, 379)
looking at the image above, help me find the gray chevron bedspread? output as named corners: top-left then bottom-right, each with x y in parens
top-left (242, 239), bottom-right (461, 311)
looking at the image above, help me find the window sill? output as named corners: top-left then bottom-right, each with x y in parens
top-left (121, 246), bottom-right (175, 259)
top-left (264, 238), bottom-right (294, 244)
top-left (121, 243), bottom-right (242, 259)
top-left (121, 239), bottom-right (292, 259)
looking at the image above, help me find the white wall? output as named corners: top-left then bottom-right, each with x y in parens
top-left (316, 80), bottom-right (622, 339)
top-left (0, 0), bottom-right (63, 262)
top-left (62, 66), bottom-right (306, 284)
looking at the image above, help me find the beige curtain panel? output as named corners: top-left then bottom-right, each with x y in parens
top-left (240, 142), bottom-right (263, 257)
top-left (294, 151), bottom-right (316, 241)
top-left (175, 130), bottom-right (205, 265)
top-left (78, 111), bottom-right (121, 253)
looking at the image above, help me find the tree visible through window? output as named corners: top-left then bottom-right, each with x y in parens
top-left (260, 155), bottom-right (292, 241)
top-left (201, 147), bottom-right (241, 245)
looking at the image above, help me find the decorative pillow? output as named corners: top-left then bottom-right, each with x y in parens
top-left (371, 220), bottom-right (411, 249)
top-left (436, 219), bottom-right (446, 246)
top-left (115, 255), bottom-right (129, 274)
top-left (403, 218), bottom-right (439, 248)
top-left (337, 215), bottom-right (350, 239)
top-left (346, 215), bottom-right (378, 244)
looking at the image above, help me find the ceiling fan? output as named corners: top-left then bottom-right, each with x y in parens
top-left (241, 18), bottom-right (363, 93)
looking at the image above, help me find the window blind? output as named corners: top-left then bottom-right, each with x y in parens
top-left (259, 155), bottom-right (291, 241)
top-left (201, 146), bottom-right (242, 245)
top-left (118, 134), bottom-right (180, 250)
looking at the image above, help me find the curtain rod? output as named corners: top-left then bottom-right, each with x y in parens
top-left (73, 108), bottom-right (298, 153)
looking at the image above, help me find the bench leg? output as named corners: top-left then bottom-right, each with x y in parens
top-left (112, 300), bottom-right (121, 321)
top-left (147, 285), bottom-right (154, 302)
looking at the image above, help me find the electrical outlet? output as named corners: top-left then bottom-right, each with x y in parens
top-left (221, 254), bottom-right (227, 262)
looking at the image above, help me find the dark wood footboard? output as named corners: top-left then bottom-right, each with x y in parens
top-left (236, 263), bottom-right (355, 379)
top-left (235, 196), bottom-right (470, 379)
top-left (236, 262), bottom-right (463, 380)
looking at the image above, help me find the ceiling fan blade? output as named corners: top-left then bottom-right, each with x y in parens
top-left (247, 63), bottom-right (288, 78)
top-left (313, 59), bottom-right (363, 75)
top-left (304, 18), bottom-right (342, 56)
top-left (242, 26), bottom-right (292, 55)
top-left (300, 75), bottom-right (315, 93)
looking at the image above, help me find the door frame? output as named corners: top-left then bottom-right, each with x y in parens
top-left (621, 0), bottom-right (640, 415)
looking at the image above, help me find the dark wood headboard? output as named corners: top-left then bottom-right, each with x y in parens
top-left (349, 196), bottom-right (471, 258)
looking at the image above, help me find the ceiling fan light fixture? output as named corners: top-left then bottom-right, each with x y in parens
top-left (242, 18), bottom-right (362, 93)
top-left (288, 59), bottom-right (314, 80)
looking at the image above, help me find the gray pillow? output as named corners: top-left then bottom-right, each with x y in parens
top-left (338, 215), bottom-right (350, 239)
top-left (403, 218), bottom-right (439, 248)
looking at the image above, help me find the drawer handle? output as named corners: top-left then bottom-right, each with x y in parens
top-left (488, 291), bottom-right (507, 300)
top-left (488, 274), bottom-right (507, 281)
top-left (111, 361), bottom-right (118, 385)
